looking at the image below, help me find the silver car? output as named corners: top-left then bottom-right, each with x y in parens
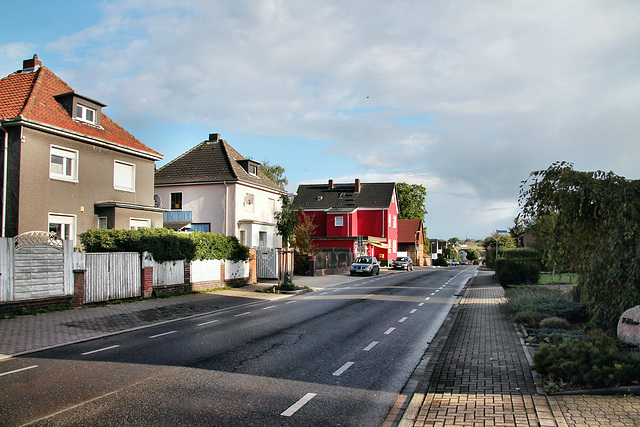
top-left (350, 256), bottom-right (380, 276)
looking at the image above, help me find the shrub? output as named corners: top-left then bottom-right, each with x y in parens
top-left (534, 332), bottom-right (640, 389)
top-left (514, 310), bottom-right (544, 327)
top-left (539, 317), bottom-right (569, 329)
top-left (504, 287), bottom-right (586, 321)
top-left (79, 229), bottom-right (249, 262)
top-left (432, 256), bottom-right (448, 267)
top-left (495, 258), bottom-right (541, 286)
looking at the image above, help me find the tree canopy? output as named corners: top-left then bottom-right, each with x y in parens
top-left (518, 161), bottom-right (640, 331)
top-left (274, 194), bottom-right (299, 247)
top-left (396, 182), bottom-right (428, 220)
top-left (260, 160), bottom-right (288, 190)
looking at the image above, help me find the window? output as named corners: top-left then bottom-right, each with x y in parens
top-left (191, 223), bottom-right (210, 233)
top-left (335, 216), bottom-right (343, 227)
top-left (50, 146), bottom-right (78, 181)
top-left (259, 231), bottom-right (267, 247)
top-left (249, 164), bottom-right (258, 175)
top-left (268, 198), bottom-right (275, 217)
top-left (130, 218), bottom-right (150, 229)
top-left (388, 213), bottom-right (391, 228)
top-left (393, 215), bottom-right (397, 228)
top-left (97, 217), bottom-right (108, 229)
top-left (114, 160), bottom-right (135, 192)
top-left (170, 192), bottom-right (183, 210)
top-left (239, 230), bottom-right (246, 245)
top-left (48, 213), bottom-right (75, 242)
top-left (76, 104), bottom-right (96, 124)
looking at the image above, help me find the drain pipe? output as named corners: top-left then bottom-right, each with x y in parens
top-left (0, 122), bottom-right (8, 238)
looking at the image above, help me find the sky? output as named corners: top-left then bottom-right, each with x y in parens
top-left (1, 0), bottom-right (639, 240)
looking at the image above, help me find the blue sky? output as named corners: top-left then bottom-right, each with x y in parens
top-left (2, 0), bottom-right (639, 240)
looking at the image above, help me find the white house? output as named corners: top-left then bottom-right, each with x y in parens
top-left (154, 133), bottom-right (285, 249)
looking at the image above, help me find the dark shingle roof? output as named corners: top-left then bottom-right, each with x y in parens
top-left (0, 64), bottom-right (161, 158)
top-left (154, 139), bottom-right (284, 193)
top-left (292, 181), bottom-right (396, 210)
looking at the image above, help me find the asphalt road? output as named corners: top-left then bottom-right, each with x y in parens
top-left (0, 266), bottom-right (477, 426)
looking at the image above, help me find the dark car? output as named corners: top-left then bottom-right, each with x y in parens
top-left (350, 256), bottom-right (380, 276)
top-left (391, 256), bottom-right (414, 271)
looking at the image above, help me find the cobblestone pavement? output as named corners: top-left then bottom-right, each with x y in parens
top-left (550, 395), bottom-right (640, 426)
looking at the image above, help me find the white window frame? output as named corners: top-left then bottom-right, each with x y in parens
top-left (239, 230), bottom-right (247, 246)
top-left (48, 213), bottom-right (76, 243)
top-left (50, 145), bottom-right (78, 182)
top-left (249, 164), bottom-right (258, 176)
top-left (129, 218), bottom-right (151, 230)
top-left (97, 216), bottom-right (108, 229)
top-left (114, 160), bottom-right (135, 192)
top-left (76, 104), bottom-right (96, 124)
top-left (259, 231), bottom-right (268, 247)
top-left (393, 215), bottom-right (397, 228)
top-left (335, 216), bottom-right (343, 227)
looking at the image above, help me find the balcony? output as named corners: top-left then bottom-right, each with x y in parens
top-left (163, 210), bottom-right (192, 230)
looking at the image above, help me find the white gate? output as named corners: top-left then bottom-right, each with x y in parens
top-left (85, 253), bottom-right (141, 303)
top-left (256, 246), bottom-right (278, 279)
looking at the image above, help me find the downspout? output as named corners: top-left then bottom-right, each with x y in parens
top-left (0, 123), bottom-right (8, 238)
top-left (223, 180), bottom-right (228, 236)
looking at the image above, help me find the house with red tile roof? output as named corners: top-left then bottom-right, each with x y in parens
top-left (397, 219), bottom-right (427, 266)
top-left (291, 179), bottom-right (399, 265)
top-left (0, 55), bottom-right (163, 243)
top-left (154, 133), bottom-right (285, 250)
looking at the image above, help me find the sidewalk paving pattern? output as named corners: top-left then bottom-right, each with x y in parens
top-left (2, 269), bottom-right (640, 426)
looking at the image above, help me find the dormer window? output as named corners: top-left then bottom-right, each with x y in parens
top-left (249, 164), bottom-right (258, 175)
top-left (54, 91), bottom-right (105, 127)
top-left (76, 104), bottom-right (96, 124)
top-left (237, 159), bottom-right (261, 176)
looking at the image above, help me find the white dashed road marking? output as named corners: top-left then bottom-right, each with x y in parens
top-left (0, 365), bottom-right (38, 377)
top-left (332, 362), bottom-right (355, 376)
top-left (149, 331), bottom-right (177, 339)
top-left (281, 393), bottom-right (317, 417)
top-left (363, 341), bottom-right (379, 351)
top-left (81, 345), bottom-right (120, 355)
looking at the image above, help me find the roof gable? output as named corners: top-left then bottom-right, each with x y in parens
top-left (293, 181), bottom-right (396, 210)
top-left (0, 60), bottom-right (161, 159)
top-left (155, 135), bottom-right (284, 193)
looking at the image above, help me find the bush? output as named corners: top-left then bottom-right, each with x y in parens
top-left (505, 287), bottom-right (586, 321)
top-left (494, 258), bottom-right (541, 286)
top-left (539, 317), bottom-right (569, 329)
top-left (79, 229), bottom-right (249, 262)
top-left (514, 310), bottom-right (544, 327)
top-left (534, 332), bottom-right (640, 389)
top-left (432, 256), bottom-right (448, 267)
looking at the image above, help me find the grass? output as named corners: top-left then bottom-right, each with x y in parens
top-left (537, 272), bottom-right (576, 285)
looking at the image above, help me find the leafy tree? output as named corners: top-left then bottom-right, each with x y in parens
top-left (274, 194), bottom-right (300, 247)
top-left (260, 160), bottom-right (288, 190)
top-left (509, 216), bottom-right (526, 247)
top-left (518, 161), bottom-right (640, 331)
top-left (396, 183), bottom-right (428, 220)
top-left (294, 211), bottom-right (317, 255)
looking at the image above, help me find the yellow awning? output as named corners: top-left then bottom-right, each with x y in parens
top-left (369, 241), bottom-right (389, 249)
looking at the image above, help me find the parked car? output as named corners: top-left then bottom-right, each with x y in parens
top-left (391, 256), bottom-right (413, 271)
top-left (448, 260), bottom-right (460, 266)
top-left (350, 256), bottom-right (380, 276)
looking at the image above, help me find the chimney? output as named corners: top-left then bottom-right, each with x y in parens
top-left (355, 178), bottom-right (361, 193)
top-left (328, 179), bottom-right (334, 189)
top-left (208, 133), bottom-right (220, 143)
top-left (22, 54), bottom-right (42, 73)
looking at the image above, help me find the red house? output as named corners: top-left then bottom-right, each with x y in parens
top-left (292, 179), bottom-right (399, 264)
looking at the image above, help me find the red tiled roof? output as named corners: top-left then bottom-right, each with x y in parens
top-left (0, 66), bottom-right (161, 158)
top-left (398, 219), bottom-right (423, 243)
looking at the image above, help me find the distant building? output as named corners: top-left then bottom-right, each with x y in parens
top-left (292, 179), bottom-right (399, 264)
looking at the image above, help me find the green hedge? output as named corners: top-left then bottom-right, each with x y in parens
top-left (493, 248), bottom-right (542, 286)
top-left (79, 228), bottom-right (250, 262)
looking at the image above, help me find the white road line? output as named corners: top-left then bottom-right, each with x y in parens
top-left (286, 300), bottom-right (297, 304)
top-left (398, 317), bottom-right (408, 323)
top-left (430, 292), bottom-right (436, 296)
top-left (363, 341), bottom-right (379, 351)
top-left (81, 345), bottom-right (120, 355)
top-left (263, 305), bottom-right (277, 310)
top-left (434, 289), bottom-right (440, 293)
top-left (197, 319), bottom-right (219, 326)
top-left (332, 361), bottom-right (354, 376)
top-left (319, 292), bottom-right (329, 295)
top-left (281, 393), bottom-right (317, 417)
top-left (384, 327), bottom-right (396, 335)
top-left (149, 331), bottom-right (177, 339)
top-left (410, 309), bottom-right (417, 314)
top-left (0, 365), bottom-right (38, 377)
top-left (418, 303), bottom-right (425, 306)
top-left (234, 312), bottom-right (251, 317)
top-left (425, 297), bottom-right (431, 301)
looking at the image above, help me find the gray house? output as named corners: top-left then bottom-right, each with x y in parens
top-left (0, 55), bottom-right (163, 245)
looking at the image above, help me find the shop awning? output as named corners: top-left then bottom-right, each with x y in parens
top-left (369, 241), bottom-right (389, 249)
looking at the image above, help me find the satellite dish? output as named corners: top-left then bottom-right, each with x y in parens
top-left (154, 194), bottom-right (163, 208)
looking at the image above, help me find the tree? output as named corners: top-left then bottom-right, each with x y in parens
top-left (274, 195), bottom-right (299, 247)
top-left (260, 160), bottom-right (288, 190)
top-left (509, 216), bottom-right (526, 247)
top-left (396, 183), bottom-right (428, 220)
top-left (518, 161), bottom-right (640, 331)
top-left (294, 211), bottom-right (317, 255)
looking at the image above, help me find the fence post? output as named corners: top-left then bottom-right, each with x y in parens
top-left (184, 261), bottom-right (192, 291)
top-left (72, 269), bottom-right (86, 307)
top-left (308, 255), bottom-right (316, 276)
top-left (249, 248), bottom-right (257, 284)
top-left (141, 252), bottom-right (154, 298)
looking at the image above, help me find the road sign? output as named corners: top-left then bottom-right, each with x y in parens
top-left (493, 233), bottom-right (502, 241)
